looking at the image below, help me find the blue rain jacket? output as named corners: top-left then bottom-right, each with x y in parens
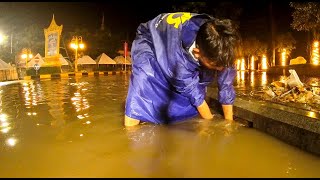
top-left (125, 12), bottom-right (236, 124)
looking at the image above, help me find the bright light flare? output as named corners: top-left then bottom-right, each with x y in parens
top-left (261, 55), bottom-right (268, 70)
top-left (312, 41), bottom-right (319, 65)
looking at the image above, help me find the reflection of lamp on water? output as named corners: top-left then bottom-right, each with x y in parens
top-left (261, 54), bottom-right (268, 70)
top-left (281, 48), bottom-right (287, 66)
top-left (21, 48), bottom-right (33, 68)
top-left (70, 36), bottom-right (85, 72)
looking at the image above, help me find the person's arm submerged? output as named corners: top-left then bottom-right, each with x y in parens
top-left (217, 67), bottom-right (236, 121)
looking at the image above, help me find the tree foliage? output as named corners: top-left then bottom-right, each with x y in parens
top-left (290, 2), bottom-right (320, 39)
top-left (275, 32), bottom-right (296, 56)
top-left (0, 24), bottom-right (45, 63)
top-left (241, 37), bottom-right (268, 59)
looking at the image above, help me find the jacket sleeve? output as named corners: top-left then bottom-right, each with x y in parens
top-left (166, 59), bottom-right (210, 108)
top-left (217, 67), bottom-right (236, 105)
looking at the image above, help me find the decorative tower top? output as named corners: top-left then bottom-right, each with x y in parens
top-left (44, 14), bottom-right (63, 33)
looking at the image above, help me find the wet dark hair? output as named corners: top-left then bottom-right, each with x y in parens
top-left (196, 18), bottom-right (239, 67)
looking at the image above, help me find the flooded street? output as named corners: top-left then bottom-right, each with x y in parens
top-left (0, 75), bottom-right (319, 177)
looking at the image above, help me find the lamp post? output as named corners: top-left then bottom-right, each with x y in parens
top-left (21, 48), bottom-right (33, 69)
top-left (70, 36), bottom-right (85, 72)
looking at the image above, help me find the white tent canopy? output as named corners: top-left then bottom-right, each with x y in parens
top-left (96, 53), bottom-right (116, 64)
top-left (77, 55), bottom-right (96, 65)
top-left (27, 53), bottom-right (45, 67)
top-left (0, 58), bottom-right (12, 70)
top-left (59, 54), bottom-right (70, 66)
top-left (113, 55), bottom-right (131, 65)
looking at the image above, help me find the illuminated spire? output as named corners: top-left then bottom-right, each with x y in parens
top-left (50, 14), bottom-right (57, 27)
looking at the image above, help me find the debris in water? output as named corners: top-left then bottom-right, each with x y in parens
top-left (262, 69), bottom-right (320, 106)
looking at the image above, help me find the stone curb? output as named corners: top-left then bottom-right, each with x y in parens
top-left (23, 71), bottom-right (130, 80)
top-left (207, 86), bottom-right (320, 156)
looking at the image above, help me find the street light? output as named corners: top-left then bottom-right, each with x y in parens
top-left (69, 36), bottom-right (85, 72)
top-left (21, 48), bottom-right (33, 69)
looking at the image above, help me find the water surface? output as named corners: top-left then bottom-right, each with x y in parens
top-left (0, 75), bottom-right (319, 177)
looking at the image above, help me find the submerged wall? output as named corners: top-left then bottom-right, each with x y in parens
top-left (207, 86), bottom-right (320, 156)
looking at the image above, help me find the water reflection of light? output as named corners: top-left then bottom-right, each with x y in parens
top-left (241, 71), bottom-right (245, 81)
top-left (71, 82), bottom-right (91, 119)
top-left (251, 56), bottom-right (255, 70)
top-left (0, 113), bottom-right (7, 122)
top-left (250, 71), bottom-right (255, 87)
top-left (1, 122), bottom-right (9, 127)
top-left (6, 137), bottom-right (17, 147)
top-left (1, 127), bottom-right (10, 133)
top-left (261, 72), bottom-right (267, 86)
top-left (27, 112), bottom-right (37, 116)
top-left (307, 111), bottom-right (316, 118)
top-left (23, 82), bottom-right (38, 109)
top-left (77, 115), bottom-right (85, 119)
top-left (236, 71), bottom-right (246, 88)
top-left (281, 48), bottom-right (287, 66)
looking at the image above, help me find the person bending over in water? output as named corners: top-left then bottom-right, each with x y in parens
top-left (124, 12), bottom-right (239, 126)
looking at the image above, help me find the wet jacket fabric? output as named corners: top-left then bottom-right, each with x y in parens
top-left (125, 12), bottom-right (236, 124)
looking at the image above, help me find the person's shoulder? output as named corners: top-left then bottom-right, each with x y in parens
top-left (191, 13), bottom-right (213, 20)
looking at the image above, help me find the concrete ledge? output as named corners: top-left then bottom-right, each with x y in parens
top-left (207, 86), bottom-right (320, 156)
top-left (22, 71), bottom-right (130, 80)
top-left (267, 64), bottom-right (320, 76)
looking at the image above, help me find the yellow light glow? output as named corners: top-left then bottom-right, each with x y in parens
top-left (312, 41), bottom-right (319, 65)
top-left (28, 54), bottom-right (33, 59)
top-left (79, 43), bottom-right (84, 49)
top-left (0, 114), bottom-right (8, 122)
top-left (237, 59), bottom-right (241, 70)
top-left (261, 72), bottom-right (267, 85)
top-left (241, 71), bottom-right (245, 81)
top-left (70, 43), bottom-right (77, 49)
top-left (6, 137), bottom-right (17, 147)
top-left (250, 71), bottom-right (255, 86)
top-left (1, 127), bottom-right (10, 133)
top-left (307, 111), bottom-right (316, 118)
top-left (21, 54), bottom-right (27, 59)
top-left (240, 58), bottom-right (245, 71)
top-left (281, 48), bottom-right (286, 66)
top-left (1, 122), bottom-right (9, 127)
top-left (261, 55), bottom-right (268, 70)
top-left (0, 34), bottom-right (4, 44)
top-left (251, 56), bottom-right (255, 70)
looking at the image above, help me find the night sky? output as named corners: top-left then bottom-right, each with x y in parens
top-left (0, 1), bottom-right (308, 58)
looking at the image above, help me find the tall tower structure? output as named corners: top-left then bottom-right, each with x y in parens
top-left (43, 14), bottom-right (63, 73)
